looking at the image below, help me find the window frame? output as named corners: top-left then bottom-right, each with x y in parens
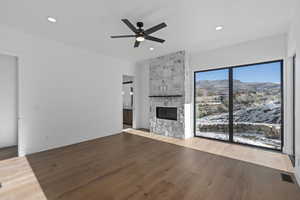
top-left (193, 60), bottom-right (284, 152)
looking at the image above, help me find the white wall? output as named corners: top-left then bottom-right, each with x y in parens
top-left (190, 34), bottom-right (286, 68)
top-left (134, 60), bottom-right (150, 129)
top-left (0, 54), bottom-right (17, 148)
top-left (0, 24), bottom-right (135, 156)
top-left (287, 0), bottom-right (300, 183)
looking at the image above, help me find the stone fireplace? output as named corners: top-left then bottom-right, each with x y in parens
top-left (149, 51), bottom-right (190, 139)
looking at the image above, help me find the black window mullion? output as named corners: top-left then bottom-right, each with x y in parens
top-left (280, 61), bottom-right (284, 152)
top-left (293, 55), bottom-right (296, 158)
top-left (229, 68), bottom-right (234, 142)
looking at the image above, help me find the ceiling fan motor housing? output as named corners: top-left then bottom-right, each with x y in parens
top-left (137, 22), bottom-right (144, 29)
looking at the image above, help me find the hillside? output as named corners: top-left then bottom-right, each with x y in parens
top-left (195, 79), bottom-right (282, 149)
top-left (196, 79), bottom-right (280, 94)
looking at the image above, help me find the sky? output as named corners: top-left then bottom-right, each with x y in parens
top-left (195, 62), bottom-right (281, 83)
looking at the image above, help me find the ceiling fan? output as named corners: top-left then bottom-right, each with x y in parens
top-left (110, 19), bottom-right (167, 48)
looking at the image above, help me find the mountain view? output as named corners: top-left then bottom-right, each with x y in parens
top-left (196, 80), bottom-right (280, 94)
top-left (195, 63), bottom-right (282, 150)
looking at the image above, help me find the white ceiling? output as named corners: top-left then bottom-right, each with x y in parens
top-left (0, 0), bottom-right (294, 62)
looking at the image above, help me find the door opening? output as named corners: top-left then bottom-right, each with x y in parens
top-left (122, 75), bottom-right (134, 130)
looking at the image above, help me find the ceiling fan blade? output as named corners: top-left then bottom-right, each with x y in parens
top-left (122, 19), bottom-right (139, 34)
top-left (145, 36), bottom-right (165, 43)
top-left (144, 22), bottom-right (167, 35)
top-left (111, 35), bottom-right (136, 38)
top-left (134, 40), bottom-right (140, 48)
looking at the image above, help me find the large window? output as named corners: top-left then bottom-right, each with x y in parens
top-left (194, 60), bottom-right (283, 151)
top-left (194, 69), bottom-right (230, 141)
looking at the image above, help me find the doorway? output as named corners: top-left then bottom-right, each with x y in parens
top-left (122, 75), bottom-right (134, 130)
top-left (0, 54), bottom-right (18, 161)
top-left (194, 60), bottom-right (283, 151)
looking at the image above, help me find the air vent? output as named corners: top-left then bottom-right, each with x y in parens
top-left (281, 173), bottom-right (294, 183)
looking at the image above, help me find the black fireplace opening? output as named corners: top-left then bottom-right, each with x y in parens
top-left (156, 107), bottom-right (177, 121)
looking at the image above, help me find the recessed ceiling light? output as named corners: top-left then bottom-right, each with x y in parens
top-left (215, 26), bottom-right (223, 31)
top-left (149, 47), bottom-right (154, 51)
top-left (47, 17), bottom-right (57, 23)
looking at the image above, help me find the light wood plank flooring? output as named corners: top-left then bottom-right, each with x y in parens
top-left (0, 133), bottom-right (299, 200)
top-left (126, 129), bottom-right (293, 172)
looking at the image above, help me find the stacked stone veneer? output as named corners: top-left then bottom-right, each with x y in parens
top-left (149, 51), bottom-right (188, 138)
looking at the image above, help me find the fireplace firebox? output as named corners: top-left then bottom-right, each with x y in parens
top-left (156, 107), bottom-right (177, 121)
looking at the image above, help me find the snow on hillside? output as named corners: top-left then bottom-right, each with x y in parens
top-left (199, 101), bottom-right (281, 124)
top-left (195, 79), bottom-right (281, 149)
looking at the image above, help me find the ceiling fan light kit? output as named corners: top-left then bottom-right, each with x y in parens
top-left (110, 19), bottom-right (167, 48)
top-left (136, 36), bottom-right (145, 42)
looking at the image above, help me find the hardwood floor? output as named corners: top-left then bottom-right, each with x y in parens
top-left (0, 133), bottom-right (299, 200)
top-left (0, 146), bottom-right (17, 161)
top-left (123, 124), bottom-right (132, 129)
top-left (126, 129), bottom-right (293, 172)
